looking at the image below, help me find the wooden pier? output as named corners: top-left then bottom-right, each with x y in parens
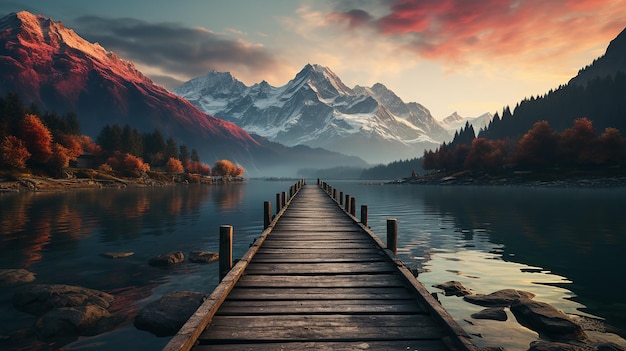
top-left (164, 181), bottom-right (477, 351)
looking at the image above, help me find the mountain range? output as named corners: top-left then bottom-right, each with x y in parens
top-left (174, 64), bottom-right (454, 164)
top-left (441, 112), bottom-right (493, 135)
top-left (0, 11), bottom-right (367, 176)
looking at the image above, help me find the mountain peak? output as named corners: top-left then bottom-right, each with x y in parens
top-left (293, 63), bottom-right (352, 98)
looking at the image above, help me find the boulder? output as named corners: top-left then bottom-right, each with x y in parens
top-left (134, 291), bottom-right (206, 337)
top-left (471, 307), bottom-right (508, 321)
top-left (34, 305), bottom-right (115, 338)
top-left (433, 281), bottom-right (472, 296)
top-left (13, 284), bottom-right (114, 316)
top-left (148, 251), bottom-right (185, 267)
top-left (189, 251), bottom-right (219, 263)
top-left (510, 299), bottom-right (587, 341)
top-left (0, 269), bottom-right (35, 286)
top-left (464, 289), bottom-right (535, 307)
top-left (527, 340), bottom-right (585, 351)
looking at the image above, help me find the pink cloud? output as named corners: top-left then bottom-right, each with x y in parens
top-left (329, 0), bottom-right (626, 66)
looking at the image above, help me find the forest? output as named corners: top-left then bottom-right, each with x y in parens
top-left (0, 93), bottom-right (244, 180)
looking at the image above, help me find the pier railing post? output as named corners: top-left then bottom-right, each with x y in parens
top-left (281, 192), bottom-right (286, 208)
top-left (387, 218), bottom-right (398, 255)
top-left (345, 194), bottom-right (351, 212)
top-left (276, 193), bottom-right (281, 213)
top-left (333, 189), bottom-right (337, 201)
top-left (219, 225), bottom-right (233, 281)
top-left (264, 201), bottom-right (272, 229)
top-left (350, 197), bottom-right (356, 216)
top-left (339, 192), bottom-right (344, 206)
top-left (361, 205), bottom-right (368, 226)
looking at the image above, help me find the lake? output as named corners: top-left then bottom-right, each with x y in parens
top-left (1, 180), bottom-right (625, 350)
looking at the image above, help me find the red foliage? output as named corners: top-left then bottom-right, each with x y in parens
top-left (49, 143), bottom-right (71, 170)
top-left (0, 136), bottom-right (31, 169)
top-left (464, 138), bottom-right (506, 170)
top-left (596, 127), bottom-right (626, 166)
top-left (56, 134), bottom-right (84, 160)
top-left (19, 114), bottom-right (53, 164)
top-left (558, 117), bottom-right (597, 166)
top-left (515, 120), bottom-right (558, 168)
top-left (185, 161), bottom-right (211, 176)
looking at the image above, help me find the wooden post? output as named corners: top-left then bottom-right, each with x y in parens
top-left (290, 186), bottom-right (294, 199)
top-left (219, 225), bottom-right (233, 281)
top-left (281, 192), bottom-right (286, 208)
top-left (350, 197), bottom-right (356, 216)
top-left (345, 194), bottom-right (351, 212)
top-left (339, 191), bottom-right (344, 206)
top-left (276, 193), bottom-right (281, 213)
top-left (387, 218), bottom-right (398, 255)
top-left (264, 201), bottom-right (272, 229)
top-left (333, 189), bottom-right (337, 201)
top-left (361, 205), bottom-right (368, 226)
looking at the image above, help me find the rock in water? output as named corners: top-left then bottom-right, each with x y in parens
top-left (189, 251), bottom-right (219, 263)
top-left (471, 307), bottom-right (508, 321)
top-left (134, 291), bottom-right (207, 337)
top-left (13, 284), bottom-right (114, 316)
top-left (463, 289), bottom-right (535, 307)
top-left (101, 252), bottom-right (134, 259)
top-left (433, 281), bottom-right (472, 296)
top-left (148, 251), bottom-right (185, 267)
top-left (34, 305), bottom-right (113, 338)
top-left (510, 299), bottom-right (587, 341)
top-left (0, 269), bottom-right (36, 286)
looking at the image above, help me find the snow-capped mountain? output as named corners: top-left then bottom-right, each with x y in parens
top-left (442, 112), bottom-right (494, 135)
top-left (175, 64), bottom-right (451, 164)
top-left (0, 12), bottom-right (368, 176)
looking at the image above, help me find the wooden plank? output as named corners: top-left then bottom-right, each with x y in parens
top-left (200, 314), bottom-right (446, 341)
top-left (194, 340), bottom-right (449, 351)
top-left (235, 274), bottom-right (406, 288)
top-left (216, 299), bottom-right (425, 315)
top-left (255, 248), bottom-right (382, 255)
top-left (243, 262), bottom-right (398, 274)
top-left (225, 287), bottom-right (415, 300)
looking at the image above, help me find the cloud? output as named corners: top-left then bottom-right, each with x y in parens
top-left (327, 0), bottom-right (626, 69)
top-left (73, 16), bottom-right (284, 89)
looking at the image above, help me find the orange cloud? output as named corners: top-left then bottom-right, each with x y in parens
top-left (329, 0), bottom-right (626, 67)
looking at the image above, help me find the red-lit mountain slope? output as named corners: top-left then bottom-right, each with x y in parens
top-left (0, 11), bottom-right (257, 160)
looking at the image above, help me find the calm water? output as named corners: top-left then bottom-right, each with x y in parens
top-left (1, 180), bottom-right (625, 350)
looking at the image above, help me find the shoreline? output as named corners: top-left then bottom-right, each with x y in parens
top-left (393, 170), bottom-right (626, 188)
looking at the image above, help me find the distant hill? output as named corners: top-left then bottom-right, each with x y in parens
top-left (0, 11), bottom-right (367, 176)
top-left (479, 26), bottom-right (626, 141)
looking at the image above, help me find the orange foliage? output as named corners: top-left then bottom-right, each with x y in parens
top-left (106, 151), bottom-right (150, 177)
top-left (165, 157), bottom-right (184, 174)
top-left (49, 143), bottom-right (71, 170)
top-left (19, 114), bottom-right (53, 164)
top-left (213, 159), bottom-right (244, 177)
top-left (56, 134), bottom-right (84, 159)
top-left (0, 135), bottom-right (31, 169)
top-left (185, 161), bottom-right (211, 176)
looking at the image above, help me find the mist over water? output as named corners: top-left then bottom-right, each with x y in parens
top-left (1, 181), bottom-right (625, 350)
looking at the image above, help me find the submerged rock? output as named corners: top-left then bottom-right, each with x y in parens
top-left (471, 307), bottom-right (508, 321)
top-left (101, 252), bottom-right (134, 259)
top-left (148, 251), bottom-right (185, 267)
top-left (527, 340), bottom-right (585, 351)
top-left (134, 291), bottom-right (207, 337)
top-left (189, 251), bottom-right (219, 263)
top-left (463, 289), bottom-right (535, 307)
top-left (0, 269), bottom-right (36, 286)
top-left (510, 299), bottom-right (586, 341)
top-left (13, 284), bottom-right (114, 316)
top-left (34, 305), bottom-right (117, 338)
top-left (433, 281), bottom-right (472, 296)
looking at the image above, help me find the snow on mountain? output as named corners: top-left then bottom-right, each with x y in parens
top-left (175, 64), bottom-right (450, 164)
top-left (442, 112), bottom-right (494, 135)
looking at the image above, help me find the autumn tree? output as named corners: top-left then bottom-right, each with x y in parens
top-left (213, 159), bottom-right (244, 177)
top-left (596, 127), bottom-right (626, 166)
top-left (514, 120), bottom-right (558, 169)
top-left (19, 114), bottom-right (54, 164)
top-left (105, 152), bottom-right (150, 177)
top-left (558, 117), bottom-right (597, 167)
top-left (0, 135), bottom-right (30, 169)
top-left (165, 157), bottom-right (184, 174)
top-left (464, 138), bottom-right (506, 170)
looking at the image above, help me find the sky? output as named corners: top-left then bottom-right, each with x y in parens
top-left (1, 0), bottom-right (625, 121)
